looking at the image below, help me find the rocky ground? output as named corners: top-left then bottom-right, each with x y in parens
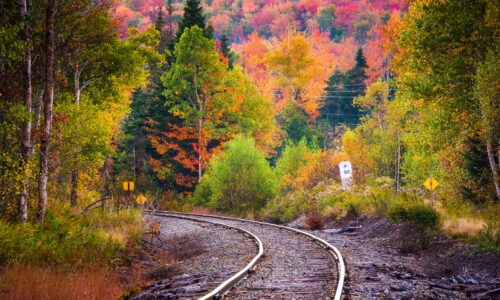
top-left (128, 213), bottom-right (499, 299)
top-left (290, 212), bottom-right (500, 299)
top-left (126, 215), bottom-right (257, 299)
top-left (190, 215), bottom-right (338, 299)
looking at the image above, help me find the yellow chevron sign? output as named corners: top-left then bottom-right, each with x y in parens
top-left (136, 194), bottom-right (146, 205)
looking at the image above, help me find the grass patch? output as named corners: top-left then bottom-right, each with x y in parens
top-left (472, 215), bottom-right (500, 253)
top-left (0, 263), bottom-right (126, 300)
top-left (0, 206), bottom-right (144, 267)
top-left (0, 204), bottom-right (149, 299)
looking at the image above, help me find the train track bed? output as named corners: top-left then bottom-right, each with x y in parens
top-left (131, 215), bottom-right (258, 299)
top-left (172, 214), bottom-right (339, 299)
top-left (306, 215), bottom-right (500, 299)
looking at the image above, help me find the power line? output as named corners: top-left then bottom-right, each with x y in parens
top-left (323, 88), bottom-right (396, 91)
top-left (320, 113), bottom-right (366, 117)
top-left (272, 83), bottom-right (372, 88)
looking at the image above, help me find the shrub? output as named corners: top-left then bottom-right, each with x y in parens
top-left (389, 204), bottom-right (440, 253)
top-left (193, 135), bottom-right (278, 215)
top-left (0, 207), bottom-right (143, 266)
top-left (474, 215), bottom-right (500, 253)
top-left (274, 138), bottom-right (314, 192)
top-left (342, 129), bottom-right (375, 183)
top-left (275, 139), bottom-right (347, 193)
top-left (259, 190), bottom-right (312, 223)
top-left (371, 176), bottom-right (394, 188)
top-left (305, 210), bottom-right (324, 230)
top-left (388, 204), bottom-right (440, 232)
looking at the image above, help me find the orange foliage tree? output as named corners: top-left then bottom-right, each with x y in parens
top-left (155, 26), bottom-right (276, 187)
top-left (365, 12), bottom-right (401, 82)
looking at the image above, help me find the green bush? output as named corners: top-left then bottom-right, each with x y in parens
top-left (193, 135), bottom-right (278, 215)
top-left (388, 204), bottom-right (440, 232)
top-left (0, 207), bottom-right (143, 266)
top-left (474, 215), bottom-right (500, 253)
top-left (274, 138), bottom-right (312, 179)
top-left (274, 138), bottom-right (317, 192)
top-left (260, 191), bottom-right (312, 223)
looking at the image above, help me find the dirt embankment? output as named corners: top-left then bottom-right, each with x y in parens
top-left (291, 212), bottom-right (500, 299)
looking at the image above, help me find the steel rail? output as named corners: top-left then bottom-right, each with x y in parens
top-left (148, 211), bottom-right (264, 300)
top-left (148, 210), bottom-right (345, 300)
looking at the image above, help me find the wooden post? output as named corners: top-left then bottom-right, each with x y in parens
top-left (430, 174), bottom-right (434, 209)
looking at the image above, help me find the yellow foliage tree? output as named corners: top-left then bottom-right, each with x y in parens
top-left (342, 129), bottom-right (376, 183)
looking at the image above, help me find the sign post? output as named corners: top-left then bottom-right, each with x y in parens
top-left (423, 175), bottom-right (439, 208)
top-left (136, 194), bottom-right (147, 210)
top-left (123, 181), bottom-right (134, 208)
top-left (339, 161), bottom-right (353, 189)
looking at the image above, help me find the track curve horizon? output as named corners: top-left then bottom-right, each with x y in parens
top-left (147, 210), bottom-right (345, 300)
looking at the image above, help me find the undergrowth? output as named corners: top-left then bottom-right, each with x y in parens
top-left (0, 263), bottom-right (127, 300)
top-left (0, 204), bottom-right (146, 299)
top-left (259, 178), bottom-right (499, 252)
top-left (0, 207), bottom-right (144, 266)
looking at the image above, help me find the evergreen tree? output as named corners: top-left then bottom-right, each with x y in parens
top-left (205, 21), bottom-right (214, 40)
top-left (219, 33), bottom-right (235, 69)
top-left (220, 34), bottom-right (230, 58)
top-left (169, 0), bottom-right (212, 64)
top-left (281, 103), bottom-right (324, 145)
top-left (345, 48), bottom-right (368, 88)
top-left (320, 48), bottom-right (368, 126)
top-left (155, 7), bottom-right (167, 53)
top-left (165, 0), bottom-right (174, 42)
top-left (175, 0), bottom-right (206, 41)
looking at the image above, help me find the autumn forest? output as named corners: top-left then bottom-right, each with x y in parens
top-left (0, 0), bottom-right (499, 297)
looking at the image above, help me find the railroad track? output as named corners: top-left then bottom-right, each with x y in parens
top-left (147, 211), bottom-right (345, 299)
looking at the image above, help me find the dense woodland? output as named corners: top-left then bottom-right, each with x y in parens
top-left (0, 0), bottom-right (499, 291)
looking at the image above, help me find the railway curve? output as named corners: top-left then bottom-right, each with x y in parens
top-left (146, 211), bottom-right (345, 299)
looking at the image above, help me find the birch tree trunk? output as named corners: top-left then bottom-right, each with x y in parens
top-left (486, 138), bottom-right (500, 201)
top-left (198, 117), bottom-right (202, 180)
top-left (37, 0), bottom-right (56, 223)
top-left (70, 62), bottom-right (81, 208)
top-left (18, 0), bottom-right (32, 223)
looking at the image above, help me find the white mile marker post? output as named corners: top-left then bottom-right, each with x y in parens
top-left (339, 161), bottom-right (353, 190)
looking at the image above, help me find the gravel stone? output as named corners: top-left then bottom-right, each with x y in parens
top-left (132, 215), bottom-right (257, 299)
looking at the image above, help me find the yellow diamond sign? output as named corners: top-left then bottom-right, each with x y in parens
top-left (423, 177), bottom-right (439, 190)
top-left (136, 194), bottom-right (147, 205)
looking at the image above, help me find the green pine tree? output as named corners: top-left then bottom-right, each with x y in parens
top-left (320, 48), bottom-right (368, 127)
top-left (345, 48), bottom-right (368, 87)
top-left (155, 7), bottom-right (167, 54)
top-left (219, 33), bottom-right (236, 69)
top-left (175, 0), bottom-right (206, 41)
top-left (205, 22), bottom-right (215, 40)
top-left (169, 0), bottom-right (212, 64)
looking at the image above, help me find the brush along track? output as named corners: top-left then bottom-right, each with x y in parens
top-left (149, 211), bottom-right (345, 299)
top-left (133, 214), bottom-right (262, 299)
